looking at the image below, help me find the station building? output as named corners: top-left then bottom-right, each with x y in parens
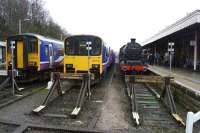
top-left (142, 10), bottom-right (200, 71)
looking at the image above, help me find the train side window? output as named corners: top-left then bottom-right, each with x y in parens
top-left (29, 38), bottom-right (38, 53)
top-left (105, 47), bottom-right (109, 58)
top-left (65, 40), bottom-right (75, 55)
top-left (49, 45), bottom-right (53, 56)
top-left (44, 45), bottom-right (49, 56)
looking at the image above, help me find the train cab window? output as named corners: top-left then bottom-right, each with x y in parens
top-left (65, 36), bottom-right (101, 56)
top-left (90, 40), bottom-right (101, 56)
top-left (79, 41), bottom-right (88, 55)
top-left (65, 40), bottom-right (75, 55)
top-left (79, 41), bottom-right (101, 56)
top-left (28, 38), bottom-right (38, 53)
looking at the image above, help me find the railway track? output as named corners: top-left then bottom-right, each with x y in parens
top-left (0, 81), bottom-right (47, 109)
top-left (133, 84), bottom-right (180, 128)
top-left (125, 75), bottom-right (185, 130)
top-left (0, 65), bottom-right (188, 133)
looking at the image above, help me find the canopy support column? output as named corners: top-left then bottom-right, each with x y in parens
top-left (194, 31), bottom-right (198, 71)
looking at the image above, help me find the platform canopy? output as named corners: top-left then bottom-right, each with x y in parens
top-left (142, 10), bottom-right (200, 45)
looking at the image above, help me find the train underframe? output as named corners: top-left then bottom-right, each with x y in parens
top-left (7, 65), bottom-right (64, 83)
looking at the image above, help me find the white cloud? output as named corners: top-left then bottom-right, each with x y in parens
top-left (44, 0), bottom-right (200, 51)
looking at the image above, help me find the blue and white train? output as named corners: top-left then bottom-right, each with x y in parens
top-left (6, 33), bottom-right (64, 77)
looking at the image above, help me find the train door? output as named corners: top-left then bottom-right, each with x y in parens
top-left (16, 41), bottom-right (24, 68)
top-left (49, 44), bottom-right (54, 68)
top-left (0, 46), bottom-right (3, 63)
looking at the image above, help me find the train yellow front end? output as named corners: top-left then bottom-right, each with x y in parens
top-left (64, 56), bottom-right (102, 74)
top-left (64, 35), bottom-right (103, 80)
top-left (6, 34), bottom-right (40, 75)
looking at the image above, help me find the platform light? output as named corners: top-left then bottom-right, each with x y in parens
top-left (168, 42), bottom-right (175, 76)
top-left (19, 18), bottom-right (31, 34)
top-left (168, 42), bottom-right (174, 46)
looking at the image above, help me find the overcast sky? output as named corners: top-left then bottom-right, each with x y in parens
top-left (44, 0), bottom-right (200, 51)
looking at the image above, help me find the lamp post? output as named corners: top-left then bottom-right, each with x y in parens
top-left (86, 41), bottom-right (92, 100)
top-left (18, 18), bottom-right (31, 34)
top-left (10, 41), bottom-right (15, 95)
top-left (168, 42), bottom-right (174, 76)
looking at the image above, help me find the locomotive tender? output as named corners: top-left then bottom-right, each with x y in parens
top-left (119, 38), bottom-right (146, 75)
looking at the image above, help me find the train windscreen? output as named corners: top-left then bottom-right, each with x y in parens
top-left (7, 36), bottom-right (38, 53)
top-left (65, 36), bottom-right (102, 56)
top-left (28, 37), bottom-right (38, 53)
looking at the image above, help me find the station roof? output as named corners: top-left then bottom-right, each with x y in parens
top-left (142, 10), bottom-right (200, 45)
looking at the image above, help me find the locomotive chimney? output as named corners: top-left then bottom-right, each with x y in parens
top-left (131, 38), bottom-right (136, 43)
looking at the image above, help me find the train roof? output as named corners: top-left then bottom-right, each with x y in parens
top-left (64, 34), bottom-right (111, 48)
top-left (65, 34), bottom-right (102, 41)
top-left (8, 33), bottom-right (63, 45)
top-left (0, 41), bottom-right (6, 47)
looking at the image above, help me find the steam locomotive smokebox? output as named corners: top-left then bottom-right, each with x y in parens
top-left (119, 38), bottom-right (144, 65)
top-left (124, 39), bottom-right (142, 60)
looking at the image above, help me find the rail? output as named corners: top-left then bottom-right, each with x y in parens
top-left (185, 111), bottom-right (200, 133)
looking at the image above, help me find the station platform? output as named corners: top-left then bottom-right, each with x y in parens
top-left (148, 65), bottom-right (200, 94)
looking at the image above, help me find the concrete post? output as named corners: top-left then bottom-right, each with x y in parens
top-left (154, 46), bottom-right (156, 65)
top-left (194, 31), bottom-right (198, 71)
top-left (185, 111), bottom-right (200, 133)
top-left (19, 19), bottom-right (21, 34)
top-left (185, 112), bottom-right (194, 133)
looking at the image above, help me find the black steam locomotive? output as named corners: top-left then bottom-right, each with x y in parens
top-left (119, 38), bottom-right (147, 75)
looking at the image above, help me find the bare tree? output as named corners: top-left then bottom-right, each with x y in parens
top-left (0, 0), bottom-right (68, 40)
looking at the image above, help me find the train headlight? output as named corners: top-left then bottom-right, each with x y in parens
top-left (122, 66), bottom-right (127, 71)
top-left (66, 64), bottom-right (73, 68)
top-left (29, 61), bottom-right (37, 66)
top-left (92, 64), bottom-right (100, 69)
